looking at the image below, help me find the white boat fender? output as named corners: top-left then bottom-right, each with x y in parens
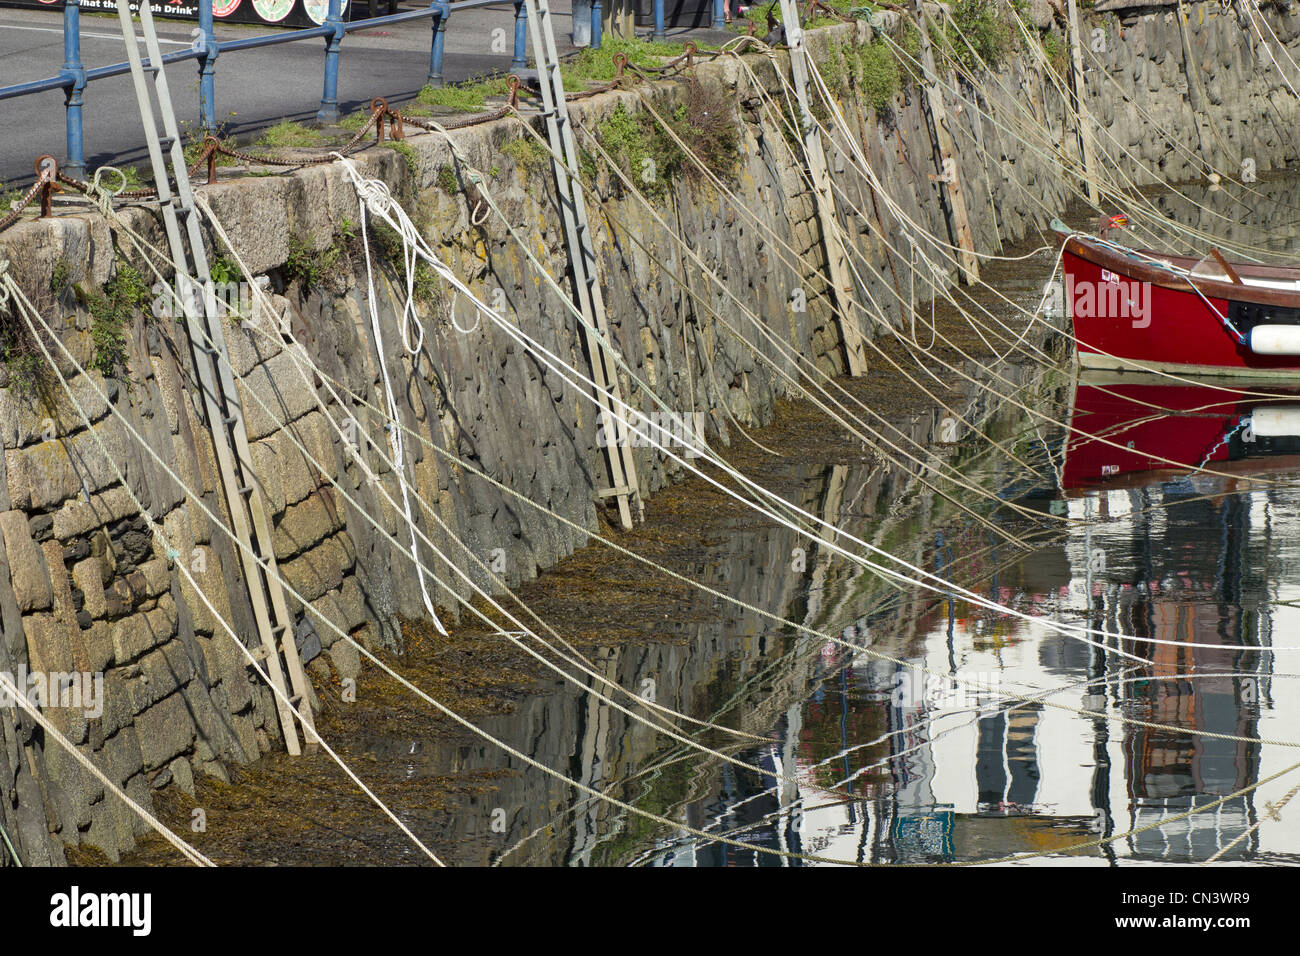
top-left (1247, 405), bottom-right (1300, 438)
top-left (1247, 324), bottom-right (1300, 355)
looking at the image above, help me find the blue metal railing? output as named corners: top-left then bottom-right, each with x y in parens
top-left (0, 0), bottom-right (615, 179)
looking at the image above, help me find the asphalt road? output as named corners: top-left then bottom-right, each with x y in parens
top-left (0, 3), bottom-right (582, 187)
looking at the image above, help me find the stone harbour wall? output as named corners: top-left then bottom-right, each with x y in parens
top-left (0, 1), bottom-right (1295, 862)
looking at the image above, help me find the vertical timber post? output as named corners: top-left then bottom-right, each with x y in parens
top-left (912, 0), bottom-right (980, 285)
top-left (1065, 0), bottom-right (1099, 204)
top-left (777, 0), bottom-right (866, 376)
top-left (610, 0), bottom-right (634, 39)
top-left (524, 0), bottom-right (643, 529)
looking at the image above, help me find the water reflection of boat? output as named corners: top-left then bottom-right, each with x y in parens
top-left (1057, 228), bottom-right (1300, 377)
top-left (1061, 372), bottom-right (1300, 490)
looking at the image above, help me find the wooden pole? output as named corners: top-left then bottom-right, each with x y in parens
top-left (1065, 0), bottom-right (1100, 204)
top-left (611, 0), bottom-right (635, 38)
top-left (778, 0), bottom-right (867, 376)
top-left (912, 0), bottom-right (980, 285)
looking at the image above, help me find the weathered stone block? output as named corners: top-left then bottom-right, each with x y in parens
top-left (168, 756), bottom-right (196, 796)
top-left (177, 545), bottom-right (234, 636)
top-left (71, 558), bottom-right (107, 619)
top-left (280, 533), bottom-right (352, 607)
top-left (125, 640), bottom-right (194, 713)
top-left (0, 510), bottom-right (52, 612)
top-left (111, 596), bottom-right (179, 664)
top-left (272, 488), bottom-right (344, 561)
top-left (21, 611), bottom-right (74, 675)
top-left (239, 351), bottom-right (322, 441)
top-left (51, 486), bottom-right (137, 541)
top-left (101, 726), bottom-right (143, 785)
top-left (134, 691), bottom-right (196, 771)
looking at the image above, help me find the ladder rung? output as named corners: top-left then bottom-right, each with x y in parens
top-left (597, 485), bottom-right (632, 499)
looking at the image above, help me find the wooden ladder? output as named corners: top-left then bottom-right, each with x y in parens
top-left (525, 0), bottom-right (643, 530)
top-left (114, 0), bottom-right (317, 755)
top-left (779, 0), bottom-right (867, 376)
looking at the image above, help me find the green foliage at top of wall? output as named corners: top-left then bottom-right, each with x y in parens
top-left (940, 0), bottom-right (1015, 74)
top-left (181, 116), bottom-right (239, 170)
top-left (823, 37), bottom-right (903, 114)
top-left (501, 136), bottom-right (549, 172)
top-left (85, 261), bottom-right (149, 383)
top-left (436, 163), bottom-right (459, 196)
top-left (283, 233), bottom-right (341, 291)
top-left (384, 140), bottom-right (422, 179)
top-left (50, 260), bottom-right (71, 298)
top-left (1041, 28), bottom-right (1068, 77)
top-left (587, 78), bottom-right (738, 203)
top-left (257, 119), bottom-right (325, 149)
top-left (0, 306), bottom-right (44, 397)
top-left (561, 36), bottom-right (687, 87)
top-left (209, 256), bottom-right (243, 286)
top-left (592, 102), bottom-right (675, 199)
top-left (416, 76), bottom-right (512, 113)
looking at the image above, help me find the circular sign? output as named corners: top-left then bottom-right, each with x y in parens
top-left (303, 0), bottom-right (349, 24)
top-left (252, 0), bottom-right (294, 23)
top-left (213, 0), bottom-right (242, 16)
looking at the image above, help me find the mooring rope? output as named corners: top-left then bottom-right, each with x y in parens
top-left (0, 667), bottom-right (212, 866)
top-left (355, 179), bottom-right (448, 637)
top-left (344, 145), bottom-right (1178, 667)
top-left (2, 273), bottom-right (447, 867)
top-left (17, 91), bottom-right (1289, 874)
top-left (200, 173), bottom-right (1300, 750)
top-left (611, 52), bottom-right (1300, 503)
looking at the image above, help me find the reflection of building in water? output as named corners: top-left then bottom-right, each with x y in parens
top-left (1110, 482), bottom-right (1269, 861)
top-left (975, 706), bottom-right (1044, 814)
top-left (818, 475), bottom-right (1273, 864)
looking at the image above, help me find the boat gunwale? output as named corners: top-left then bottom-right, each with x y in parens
top-left (1060, 233), bottom-right (1300, 309)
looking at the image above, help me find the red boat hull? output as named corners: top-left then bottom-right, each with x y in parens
top-left (1060, 237), bottom-right (1300, 378)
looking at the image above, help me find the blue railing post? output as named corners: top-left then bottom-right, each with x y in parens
top-left (60, 0), bottom-right (86, 179)
top-left (428, 0), bottom-right (448, 87)
top-left (198, 0), bottom-right (219, 133)
top-left (712, 0), bottom-right (725, 30)
top-left (653, 0), bottom-right (664, 40)
top-left (592, 0), bottom-right (602, 49)
top-left (316, 0), bottom-right (344, 124)
top-left (511, 0), bottom-right (527, 72)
